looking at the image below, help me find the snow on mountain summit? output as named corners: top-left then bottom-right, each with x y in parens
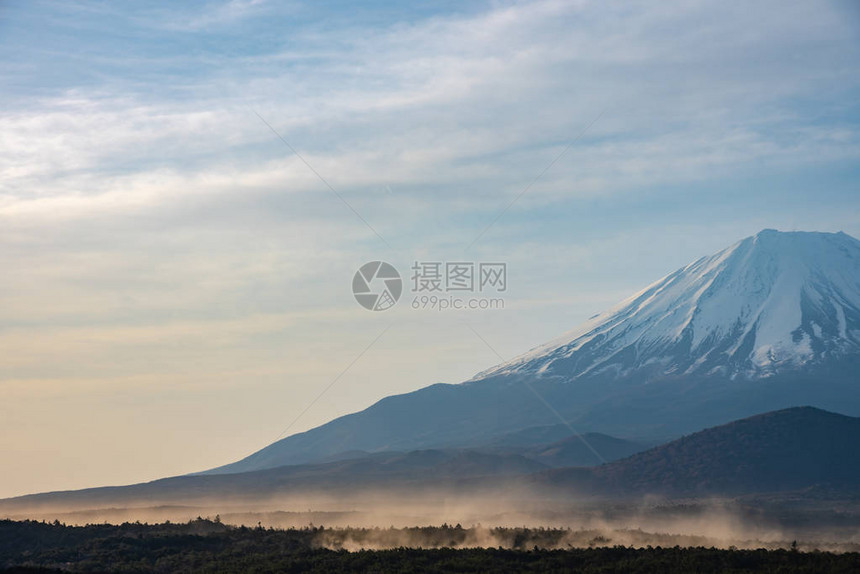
top-left (479, 230), bottom-right (860, 381)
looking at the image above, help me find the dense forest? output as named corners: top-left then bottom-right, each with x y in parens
top-left (1, 518), bottom-right (859, 573)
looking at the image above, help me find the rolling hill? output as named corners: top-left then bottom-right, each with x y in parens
top-left (541, 407), bottom-right (860, 496)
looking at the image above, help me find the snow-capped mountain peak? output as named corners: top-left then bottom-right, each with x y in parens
top-left (479, 230), bottom-right (860, 381)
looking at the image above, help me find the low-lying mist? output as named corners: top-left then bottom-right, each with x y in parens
top-left (311, 525), bottom-right (857, 553)
top-left (3, 485), bottom-right (859, 552)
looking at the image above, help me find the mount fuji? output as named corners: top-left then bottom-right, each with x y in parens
top-left (210, 230), bottom-right (860, 475)
top-left (479, 228), bottom-right (860, 382)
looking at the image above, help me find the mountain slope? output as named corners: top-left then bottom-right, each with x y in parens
top-left (211, 230), bottom-right (860, 474)
top-left (523, 433), bottom-right (648, 468)
top-left (471, 426), bottom-right (649, 467)
top-left (541, 407), bottom-right (860, 496)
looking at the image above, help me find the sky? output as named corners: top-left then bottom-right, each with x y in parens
top-left (1, 0), bottom-right (859, 498)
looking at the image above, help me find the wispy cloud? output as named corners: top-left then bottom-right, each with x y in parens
top-left (1, 0), bottom-right (859, 497)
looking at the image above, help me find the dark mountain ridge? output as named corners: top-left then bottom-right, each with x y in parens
top-left (541, 406), bottom-right (860, 496)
